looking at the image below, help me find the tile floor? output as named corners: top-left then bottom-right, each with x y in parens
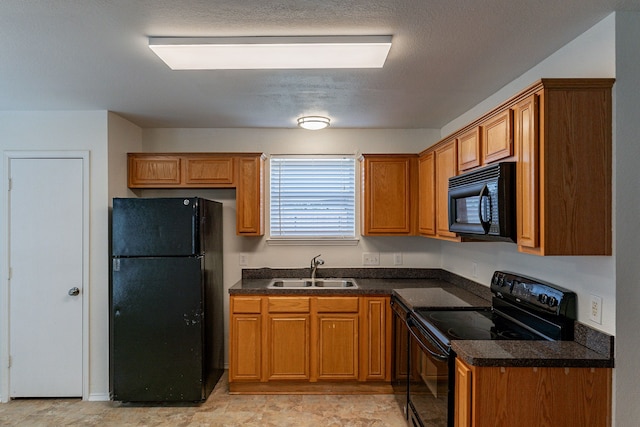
top-left (0, 372), bottom-right (407, 426)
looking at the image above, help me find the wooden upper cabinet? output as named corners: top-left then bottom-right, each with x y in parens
top-left (418, 152), bottom-right (436, 236)
top-left (515, 79), bottom-right (614, 256)
top-left (435, 141), bottom-right (459, 240)
top-left (184, 156), bottom-right (234, 186)
top-left (515, 94), bottom-right (539, 250)
top-left (236, 155), bottom-right (265, 236)
top-left (127, 152), bottom-right (265, 236)
top-left (420, 78), bottom-right (613, 254)
top-left (361, 154), bottom-right (417, 235)
top-left (457, 127), bottom-right (481, 172)
top-left (128, 155), bottom-right (181, 187)
top-left (481, 109), bottom-right (513, 164)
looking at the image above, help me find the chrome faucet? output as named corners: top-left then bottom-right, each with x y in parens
top-left (310, 254), bottom-right (324, 281)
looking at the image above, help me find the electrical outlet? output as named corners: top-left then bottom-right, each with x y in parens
top-left (362, 252), bottom-right (380, 266)
top-left (393, 253), bottom-right (403, 265)
top-left (472, 262), bottom-right (478, 278)
top-left (589, 294), bottom-right (603, 324)
top-left (238, 253), bottom-right (248, 266)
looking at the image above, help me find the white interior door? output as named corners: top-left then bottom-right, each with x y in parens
top-left (8, 157), bottom-right (84, 397)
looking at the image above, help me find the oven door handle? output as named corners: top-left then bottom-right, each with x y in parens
top-left (407, 318), bottom-right (449, 362)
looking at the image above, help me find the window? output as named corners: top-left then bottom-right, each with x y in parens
top-left (270, 156), bottom-right (356, 240)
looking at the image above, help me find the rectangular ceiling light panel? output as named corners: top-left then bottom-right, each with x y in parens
top-left (148, 36), bottom-right (392, 70)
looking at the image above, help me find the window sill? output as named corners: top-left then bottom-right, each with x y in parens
top-left (266, 238), bottom-right (360, 246)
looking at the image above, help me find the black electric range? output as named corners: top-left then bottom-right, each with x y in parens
top-left (405, 271), bottom-right (577, 427)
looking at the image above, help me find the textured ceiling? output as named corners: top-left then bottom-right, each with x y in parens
top-left (0, 0), bottom-right (638, 129)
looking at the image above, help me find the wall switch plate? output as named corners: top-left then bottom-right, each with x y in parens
top-left (393, 253), bottom-right (403, 265)
top-left (589, 294), bottom-right (603, 324)
top-left (239, 253), bottom-right (248, 266)
top-left (362, 252), bottom-right (380, 266)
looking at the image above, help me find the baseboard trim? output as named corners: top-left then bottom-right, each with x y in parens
top-left (229, 381), bottom-right (393, 395)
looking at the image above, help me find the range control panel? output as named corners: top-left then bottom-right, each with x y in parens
top-left (490, 271), bottom-right (577, 318)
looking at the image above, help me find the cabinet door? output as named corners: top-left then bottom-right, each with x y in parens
top-left (128, 154), bottom-right (181, 187)
top-left (361, 155), bottom-right (416, 235)
top-left (361, 297), bottom-right (390, 381)
top-left (184, 156), bottom-right (234, 186)
top-left (457, 128), bottom-right (481, 171)
top-left (435, 141), bottom-right (458, 238)
top-left (229, 314), bottom-right (262, 382)
top-left (454, 359), bottom-right (472, 427)
top-left (482, 109), bottom-right (513, 164)
top-left (229, 297), bottom-right (263, 382)
top-left (267, 314), bottom-right (310, 380)
top-left (418, 152), bottom-right (436, 236)
top-left (515, 94), bottom-right (540, 250)
top-left (317, 315), bottom-right (359, 380)
top-left (236, 155), bottom-right (265, 236)
top-left (471, 366), bottom-right (611, 427)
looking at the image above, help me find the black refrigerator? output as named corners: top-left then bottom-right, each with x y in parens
top-left (110, 197), bottom-right (223, 402)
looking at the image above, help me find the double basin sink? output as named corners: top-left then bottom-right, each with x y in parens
top-left (267, 278), bottom-right (359, 289)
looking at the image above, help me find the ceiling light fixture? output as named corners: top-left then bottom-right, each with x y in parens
top-left (297, 116), bottom-right (331, 130)
top-left (148, 36), bottom-right (392, 70)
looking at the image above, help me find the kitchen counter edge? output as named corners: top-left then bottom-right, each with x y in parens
top-left (452, 340), bottom-right (614, 368)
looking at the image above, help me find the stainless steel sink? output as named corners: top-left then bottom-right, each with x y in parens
top-left (267, 278), bottom-right (358, 289)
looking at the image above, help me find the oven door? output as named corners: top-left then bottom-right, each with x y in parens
top-left (407, 316), bottom-right (453, 427)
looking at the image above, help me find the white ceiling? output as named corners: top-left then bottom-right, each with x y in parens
top-left (1, 0), bottom-right (639, 129)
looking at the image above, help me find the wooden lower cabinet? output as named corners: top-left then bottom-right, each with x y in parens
top-left (455, 358), bottom-right (612, 427)
top-left (229, 297), bottom-right (262, 381)
top-left (362, 297), bottom-right (390, 380)
top-left (317, 314), bottom-right (359, 380)
top-left (229, 295), bottom-right (391, 391)
top-left (267, 314), bottom-right (310, 380)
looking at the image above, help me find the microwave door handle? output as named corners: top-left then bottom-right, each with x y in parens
top-left (478, 184), bottom-right (491, 232)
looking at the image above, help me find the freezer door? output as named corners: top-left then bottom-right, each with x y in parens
top-left (111, 257), bottom-right (205, 402)
top-left (112, 197), bottom-right (202, 257)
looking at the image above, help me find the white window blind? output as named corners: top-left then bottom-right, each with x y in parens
top-left (270, 156), bottom-right (356, 238)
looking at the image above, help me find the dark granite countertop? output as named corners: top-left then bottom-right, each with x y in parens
top-left (392, 287), bottom-right (490, 310)
top-left (229, 268), bottom-right (492, 303)
top-left (230, 268), bottom-right (614, 368)
top-left (452, 340), bottom-right (614, 368)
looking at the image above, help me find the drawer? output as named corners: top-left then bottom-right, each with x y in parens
top-left (232, 297), bottom-right (262, 314)
top-left (268, 297), bottom-right (310, 313)
top-left (317, 297), bottom-right (359, 313)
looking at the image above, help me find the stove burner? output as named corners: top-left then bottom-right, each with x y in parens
top-left (447, 327), bottom-right (496, 340)
top-left (428, 311), bottom-right (483, 323)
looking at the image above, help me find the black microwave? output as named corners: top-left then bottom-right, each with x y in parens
top-left (448, 162), bottom-right (516, 242)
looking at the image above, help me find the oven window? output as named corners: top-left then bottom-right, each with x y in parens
top-left (455, 197), bottom-right (480, 224)
top-left (409, 333), bottom-right (449, 427)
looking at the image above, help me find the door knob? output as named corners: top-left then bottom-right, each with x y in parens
top-left (68, 287), bottom-right (80, 296)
